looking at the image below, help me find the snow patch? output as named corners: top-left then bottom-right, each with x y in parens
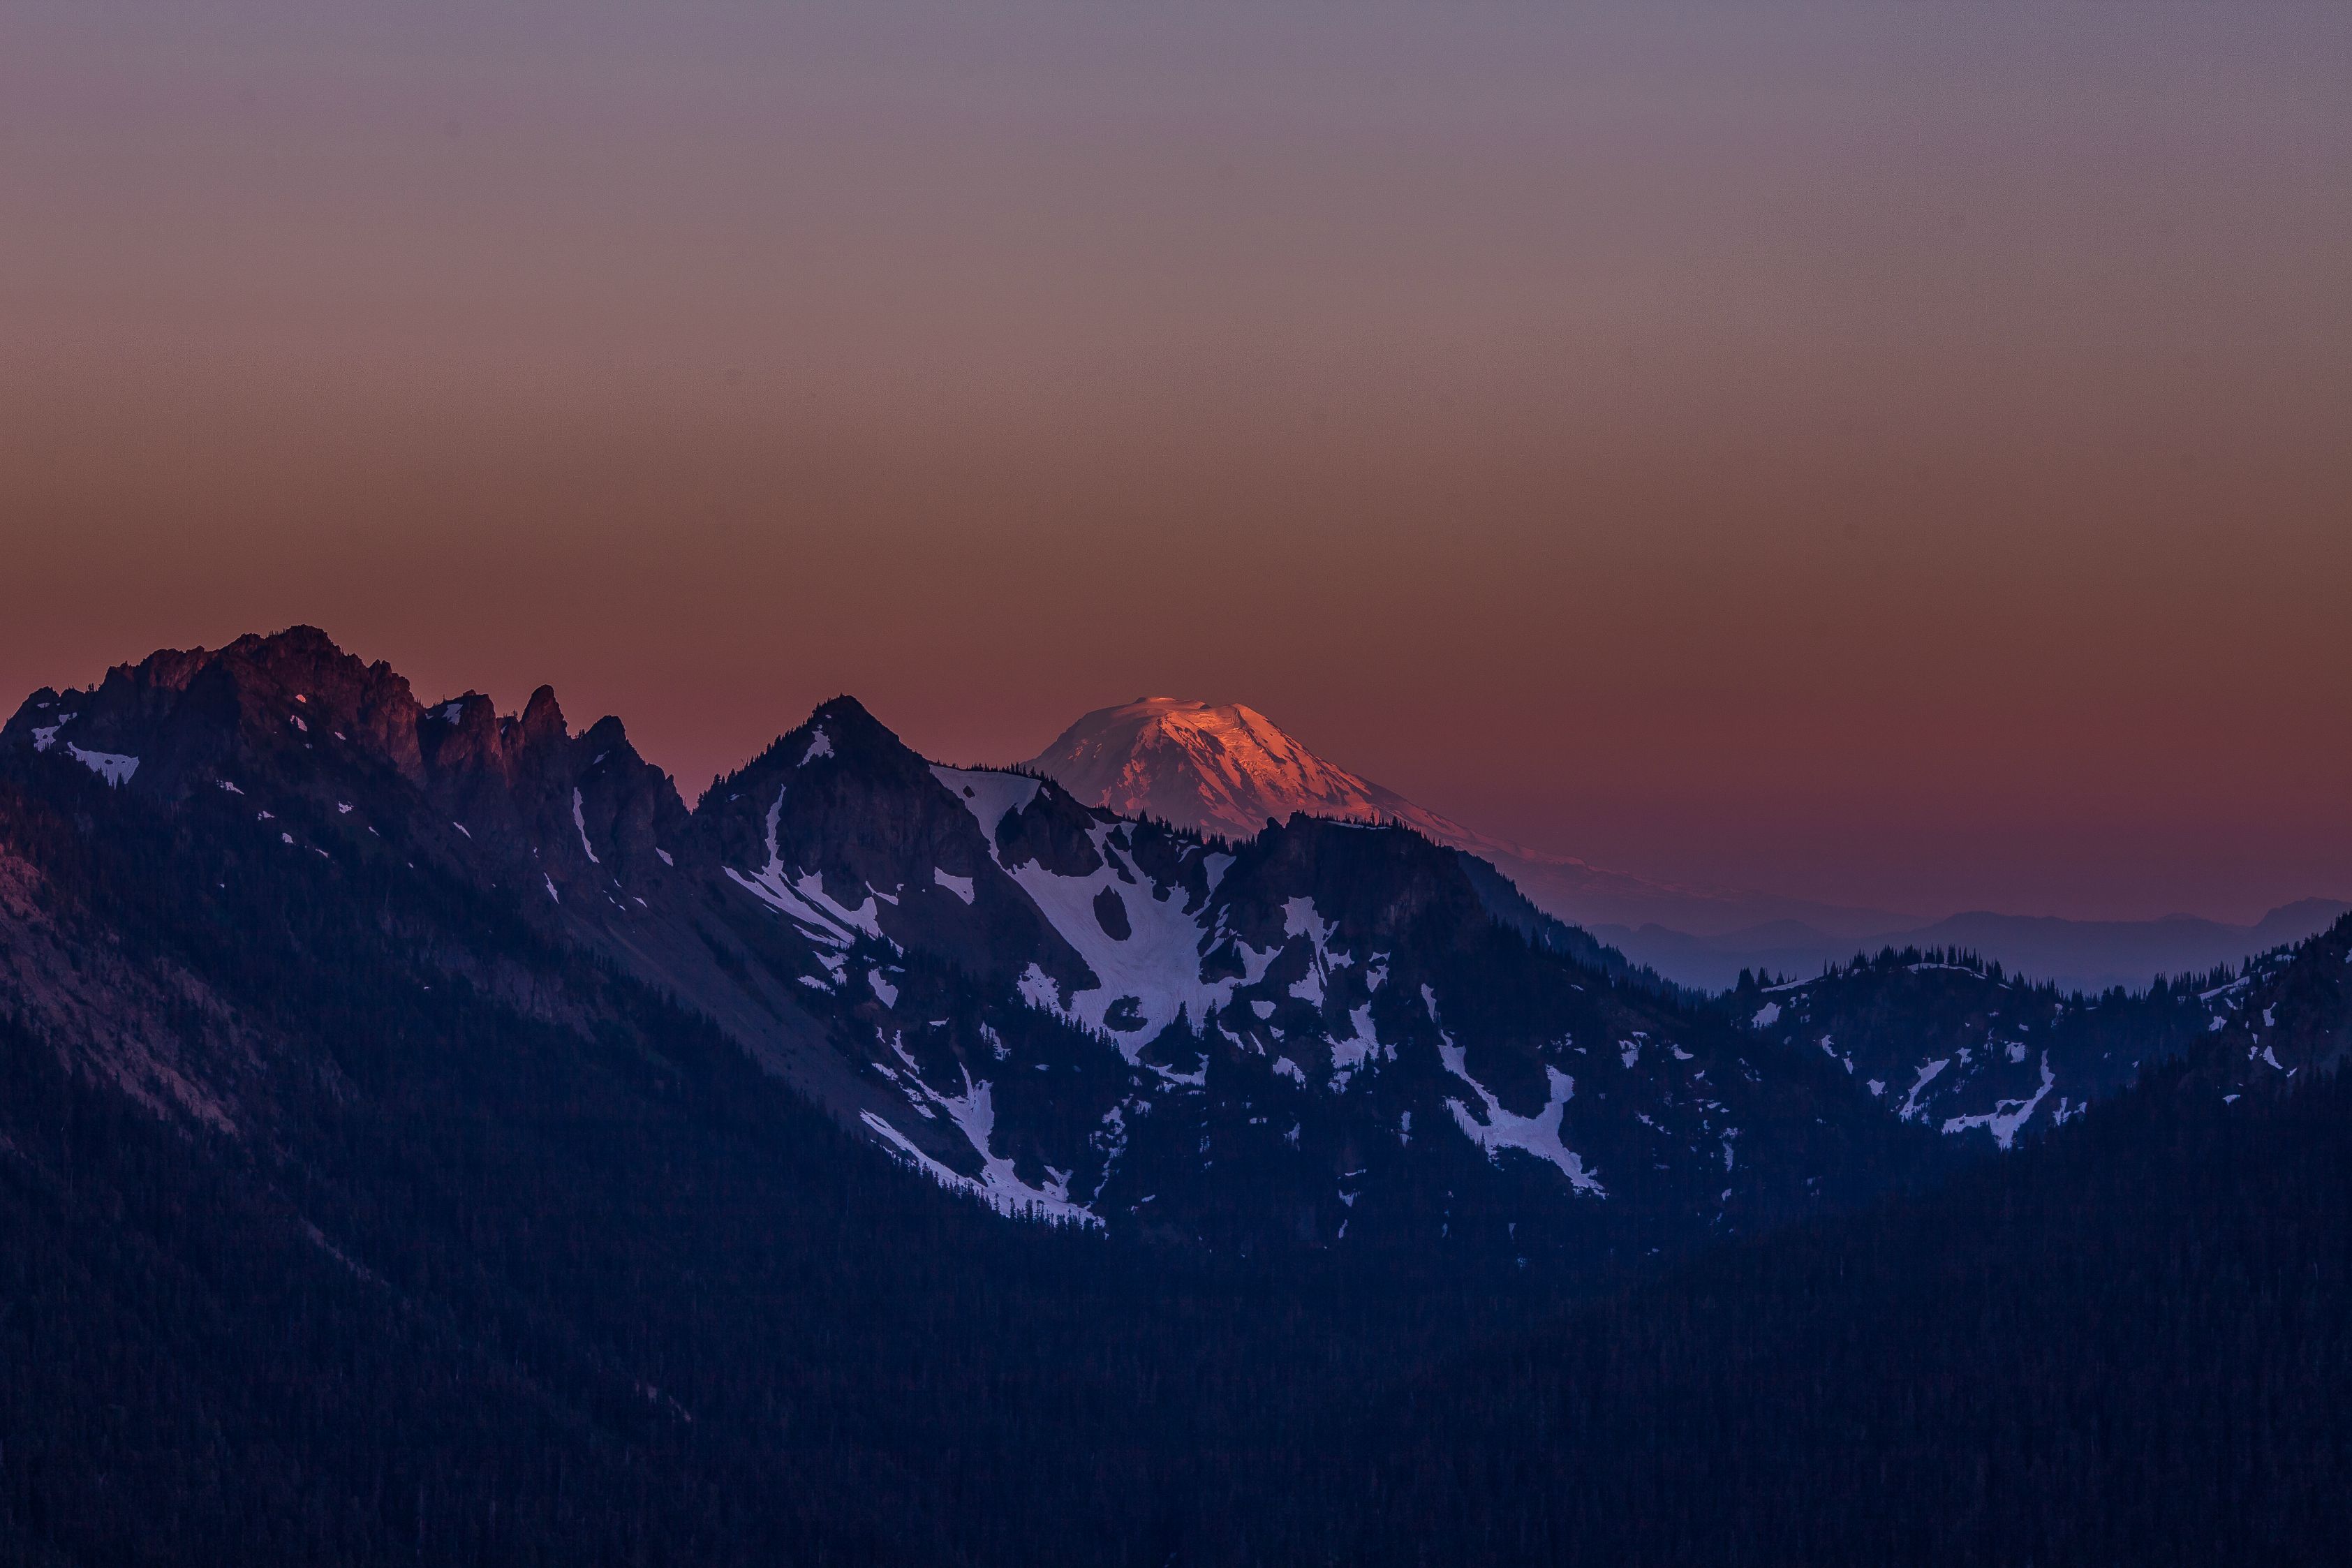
top-left (1437, 1033), bottom-right (1604, 1195)
top-left (724, 783), bottom-right (887, 956)
top-left (1329, 1005), bottom-right (1382, 1071)
top-left (1898, 1058), bottom-right (1951, 1122)
top-left (1017, 963), bottom-right (1060, 1012)
top-left (59, 745), bottom-right (140, 787)
top-left (572, 788), bottom-right (600, 864)
top-left (1940, 1052), bottom-right (2055, 1149)
top-left (931, 764), bottom-right (1042, 836)
top-left (861, 1065), bottom-right (1098, 1226)
top-left (1751, 1002), bottom-right (1780, 1028)
top-left (988, 813), bottom-right (1259, 1057)
top-left (933, 867), bottom-right (975, 904)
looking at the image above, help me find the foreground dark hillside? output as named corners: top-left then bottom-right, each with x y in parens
top-left (1329, 929), bottom-right (2352, 1566)
top-left (4, 715), bottom-right (2348, 1565)
top-left (0, 751), bottom-right (1584, 1567)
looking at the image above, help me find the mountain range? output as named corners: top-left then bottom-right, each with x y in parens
top-left (6, 628), bottom-right (2329, 1254)
top-left (1021, 697), bottom-right (2347, 993)
top-left (5, 625), bottom-right (2349, 1564)
top-left (1, 631), bottom-right (1930, 1257)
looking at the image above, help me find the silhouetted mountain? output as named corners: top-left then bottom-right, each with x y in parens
top-left (1, 630), bottom-right (1937, 1262)
top-left (1606, 899), bottom-right (2352, 996)
top-left (4, 628), bottom-right (2347, 1565)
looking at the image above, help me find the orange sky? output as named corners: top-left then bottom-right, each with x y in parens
top-left (3, 1), bottom-right (2347, 922)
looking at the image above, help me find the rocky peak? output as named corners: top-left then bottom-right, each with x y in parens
top-left (4, 625), bottom-right (429, 792)
top-left (518, 684), bottom-right (568, 748)
top-left (417, 691), bottom-right (512, 779)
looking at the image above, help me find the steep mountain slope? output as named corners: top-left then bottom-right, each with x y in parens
top-left (4, 628), bottom-right (872, 1122)
top-left (0, 760), bottom-right (979, 1565)
top-left (627, 695), bottom-right (1941, 1255)
top-left (3, 629), bottom-right (1944, 1264)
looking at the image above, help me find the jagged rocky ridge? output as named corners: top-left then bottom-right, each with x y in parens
top-left (10, 627), bottom-right (2255, 1255)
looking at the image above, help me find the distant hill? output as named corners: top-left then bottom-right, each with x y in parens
top-left (1599, 898), bottom-right (2351, 995)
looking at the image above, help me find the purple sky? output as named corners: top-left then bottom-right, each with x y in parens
top-left (4, 1), bottom-right (2348, 922)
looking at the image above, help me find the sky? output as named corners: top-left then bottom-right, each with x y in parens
top-left (3, 1), bottom-right (2347, 924)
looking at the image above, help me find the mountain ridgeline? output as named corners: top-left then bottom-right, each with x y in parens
top-left (3, 626), bottom-right (2347, 1565)
top-left (1023, 697), bottom-right (2347, 992)
top-left (3, 628), bottom-right (1957, 1259)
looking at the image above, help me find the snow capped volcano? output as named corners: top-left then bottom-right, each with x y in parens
top-left (1022, 697), bottom-right (1766, 938)
top-left (1019, 698), bottom-right (1477, 846)
top-left (1023, 700), bottom-right (2349, 993)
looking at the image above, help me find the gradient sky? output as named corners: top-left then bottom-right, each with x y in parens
top-left (4, 1), bottom-right (2348, 923)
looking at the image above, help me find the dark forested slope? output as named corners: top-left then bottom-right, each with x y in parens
top-left (1330, 924), bottom-right (2352, 1567)
top-left (4, 635), bottom-right (2346, 1567)
top-left (0, 747), bottom-right (1603, 1567)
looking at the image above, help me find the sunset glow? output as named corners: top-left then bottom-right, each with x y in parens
top-left (5, 1), bottom-right (2345, 922)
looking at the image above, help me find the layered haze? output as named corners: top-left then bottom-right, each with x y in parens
top-left (4, 1), bottom-right (2348, 924)
top-left (1023, 697), bottom-right (2351, 991)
